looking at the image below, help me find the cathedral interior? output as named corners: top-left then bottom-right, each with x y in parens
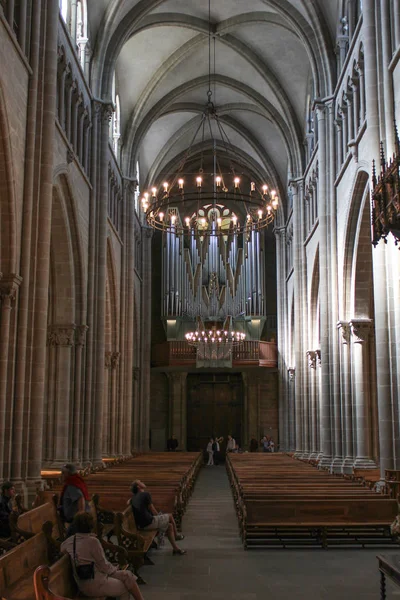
top-left (0, 0), bottom-right (400, 595)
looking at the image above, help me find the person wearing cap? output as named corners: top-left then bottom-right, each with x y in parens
top-left (60, 464), bottom-right (90, 531)
top-left (0, 481), bottom-right (15, 538)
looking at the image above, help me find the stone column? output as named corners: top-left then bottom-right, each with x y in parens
top-left (350, 319), bottom-right (376, 469)
top-left (73, 325), bottom-right (88, 464)
top-left (364, 0), bottom-right (395, 475)
top-left (0, 275), bottom-right (21, 479)
top-left (275, 226), bottom-right (288, 450)
top-left (140, 227), bottom-right (153, 450)
top-left (11, 0), bottom-right (42, 483)
top-left (307, 351), bottom-right (318, 458)
top-left (110, 351), bottom-right (121, 455)
top-left (290, 179), bottom-right (306, 455)
top-left (167, 372), bottom-right (188, 450)
top-left (122, 179), bottom-right (136, 455)
top-left (27, 0), bottom-right (60, 483)
top-left (337, 321), bottom-right (354, 473)
top-left (47, 325), bottom-right (75, 466)
top-left (103, 351), bottom-right (112, 457)
top-left (315, 102), bottom-right (332, 468)
top-left (287, 368), bottom-right (296, 451)
top-left (92, 101), bottom-right (113, 465)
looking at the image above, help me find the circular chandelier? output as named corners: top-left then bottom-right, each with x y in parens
top-left (140, 101), bottom-right (279, 238)
top-left (140, 0), bottom-right (279, 238)
top-left (185, 325), bottom-right (245, 347)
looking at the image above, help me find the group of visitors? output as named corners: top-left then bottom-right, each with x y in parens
top-left (206, 434), bottom-right (241, 465)
top-left (0, 462), bottom-right (187, 600)
top-left (205, 434), bottom-right (276, 460)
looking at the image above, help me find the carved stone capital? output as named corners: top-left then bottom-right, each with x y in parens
top-left (288, 367), bottom-right (295, 381)
top-left (144, 226), bottom-right (154, 239)
top-left (0, 274), bottom-right (22, 308)
top-left (75, 325), bottom-right (89, 346)
top-left (111, 351), bottom-right (121, 370)
top-left (105, 351), bottom-right (112, 369)
top-left (349, 319), bottom-right (373, 344)
top-left (315, 349), bottom-right (321, 367)
top-left (307, 350), bottom-right (317, 369)
top-left (337, 320), bottom-right (350, 345)
top-left (66, 148), bottom-right (74, 164)
top-left (48, 324), bottom-right (76, 347)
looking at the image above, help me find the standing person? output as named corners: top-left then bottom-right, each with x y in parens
top-left (167, 434), bottom-right (178, 451)
top-left (249, 437), bottom-right (258, 452)
top-left (59, 464), bottom-right (90, 533)
top-left (212, 437), bottom-right (220, 465)
top-left (269, 438), bottom-right (275, 452)
top-left (130, 481), bottom-right (186, 555)
top-left (0, 482), bottom-right (15, 538)
top-left (61, 512), bottom-right (145, 600)
top-left (226, 435), bottom-right (236, 453)
top-left (206, 438), bottom-right (214, 466)
top-left (261, 436), bottom-right (270, 452)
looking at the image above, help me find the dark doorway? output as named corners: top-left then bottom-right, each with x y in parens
top-left (186, 373), bottom-right (243, 453)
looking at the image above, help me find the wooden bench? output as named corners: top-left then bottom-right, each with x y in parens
top-left (33, 556), bottom-right (107, 600)
top-left (114, 506), bottom-right (157, 584)
top-left (226, 454), bottom-right (400, 549)
top-left (0, 530), bottom-right (54, 599)
top-left (10, 497), bottom-right (64, 545)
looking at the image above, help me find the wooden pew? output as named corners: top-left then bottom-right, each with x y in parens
top-left (114, 506), bottom-right (157, 584)
top-left (10, 497), bottom-right (64, 545)
top-left (0, 530), bottom-right (54, 600)
top-left (226, 453), bottom-right (399, 549)
top-left (33, 556), bottom-right (107, 600)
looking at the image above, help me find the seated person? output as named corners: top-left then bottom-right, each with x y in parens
top-left (59, 463), bottom-right (90, 535)
top-left (61, 512), bottom-right (144, 600)
top-left (0, 481), bottom-right (15, 538)
top-left (130, 480), bottom-right (186, 555)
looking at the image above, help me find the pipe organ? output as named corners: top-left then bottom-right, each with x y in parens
top-left (161, 206), bottom-right (267, 338)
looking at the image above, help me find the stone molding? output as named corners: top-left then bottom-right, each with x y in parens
top-left (75, 325), bottom-right (89, 346)
top-left (337, 320), bottom-right (350, 344)
top-left (105, 351), bottom-right (112, 369)
top-left (132, 367), bottom-right (140, 381)
top-left (0, 274), bottom-right (22, 308)
top-left (315, 349), bottom-right (321, 367)
top-left (349, 319), bottom-right (373, 344)
top-left (307, 350), bottom-right (317, 369)
top-left (105, 351), bottom-right (120, 369)
top-left (47, 324), bottom-right (76, 346)
top-left (110, 351), bottom-right (121, 370)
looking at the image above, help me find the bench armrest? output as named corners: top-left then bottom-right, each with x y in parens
top-left (114, 513), bottom-right (145, 552)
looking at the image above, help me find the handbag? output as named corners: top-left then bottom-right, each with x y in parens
top-left (73, 535), bottom-right (95, 580)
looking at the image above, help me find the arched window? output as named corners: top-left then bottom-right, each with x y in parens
top-left (59, 0), bottom-right (89, 71)
top-left (113, 95), bottom-right (121, 156)
top-left (135, 161), bottom-right (140, 213)
top-left (60, 0), bottom-right (69, 23)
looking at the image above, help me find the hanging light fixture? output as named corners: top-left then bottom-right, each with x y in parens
top-left (140, 1), bottom-right (279, 238)
top-left (185, 325), bottom-right (245, 347)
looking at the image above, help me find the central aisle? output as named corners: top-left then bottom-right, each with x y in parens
top-left (142, 463), bottom-right (398, 600)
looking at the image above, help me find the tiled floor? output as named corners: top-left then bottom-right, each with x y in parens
top-left (139, 465), bottom-right (400, 599)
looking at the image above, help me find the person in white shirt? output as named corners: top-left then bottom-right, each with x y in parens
top-left (206, 438), bottom-right (214, 465)
top-left (226, 435), bottom-right (236, 453)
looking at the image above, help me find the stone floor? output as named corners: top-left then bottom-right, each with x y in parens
top-left (139, 464), bottom-right (400, 599)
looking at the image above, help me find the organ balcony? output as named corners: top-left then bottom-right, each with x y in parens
top-left (151, 340), bottom-right (278, 368)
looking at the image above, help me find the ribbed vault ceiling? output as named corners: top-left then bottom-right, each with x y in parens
top-left (87, 0), bottom-right (339, 218)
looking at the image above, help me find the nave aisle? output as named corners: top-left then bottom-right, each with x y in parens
top-left (141, 464), bottom-right (399, 600)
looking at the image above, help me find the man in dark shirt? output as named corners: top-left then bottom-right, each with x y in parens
top-left (131, 480), bottom-right (186, 555)
top-left (0, 481), bottom-right (16, 538)
top-left (167, 435), bottom-right (178, 451)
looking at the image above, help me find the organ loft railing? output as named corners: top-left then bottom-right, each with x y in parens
top-left (371, 125), bottom-right (400, 248)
